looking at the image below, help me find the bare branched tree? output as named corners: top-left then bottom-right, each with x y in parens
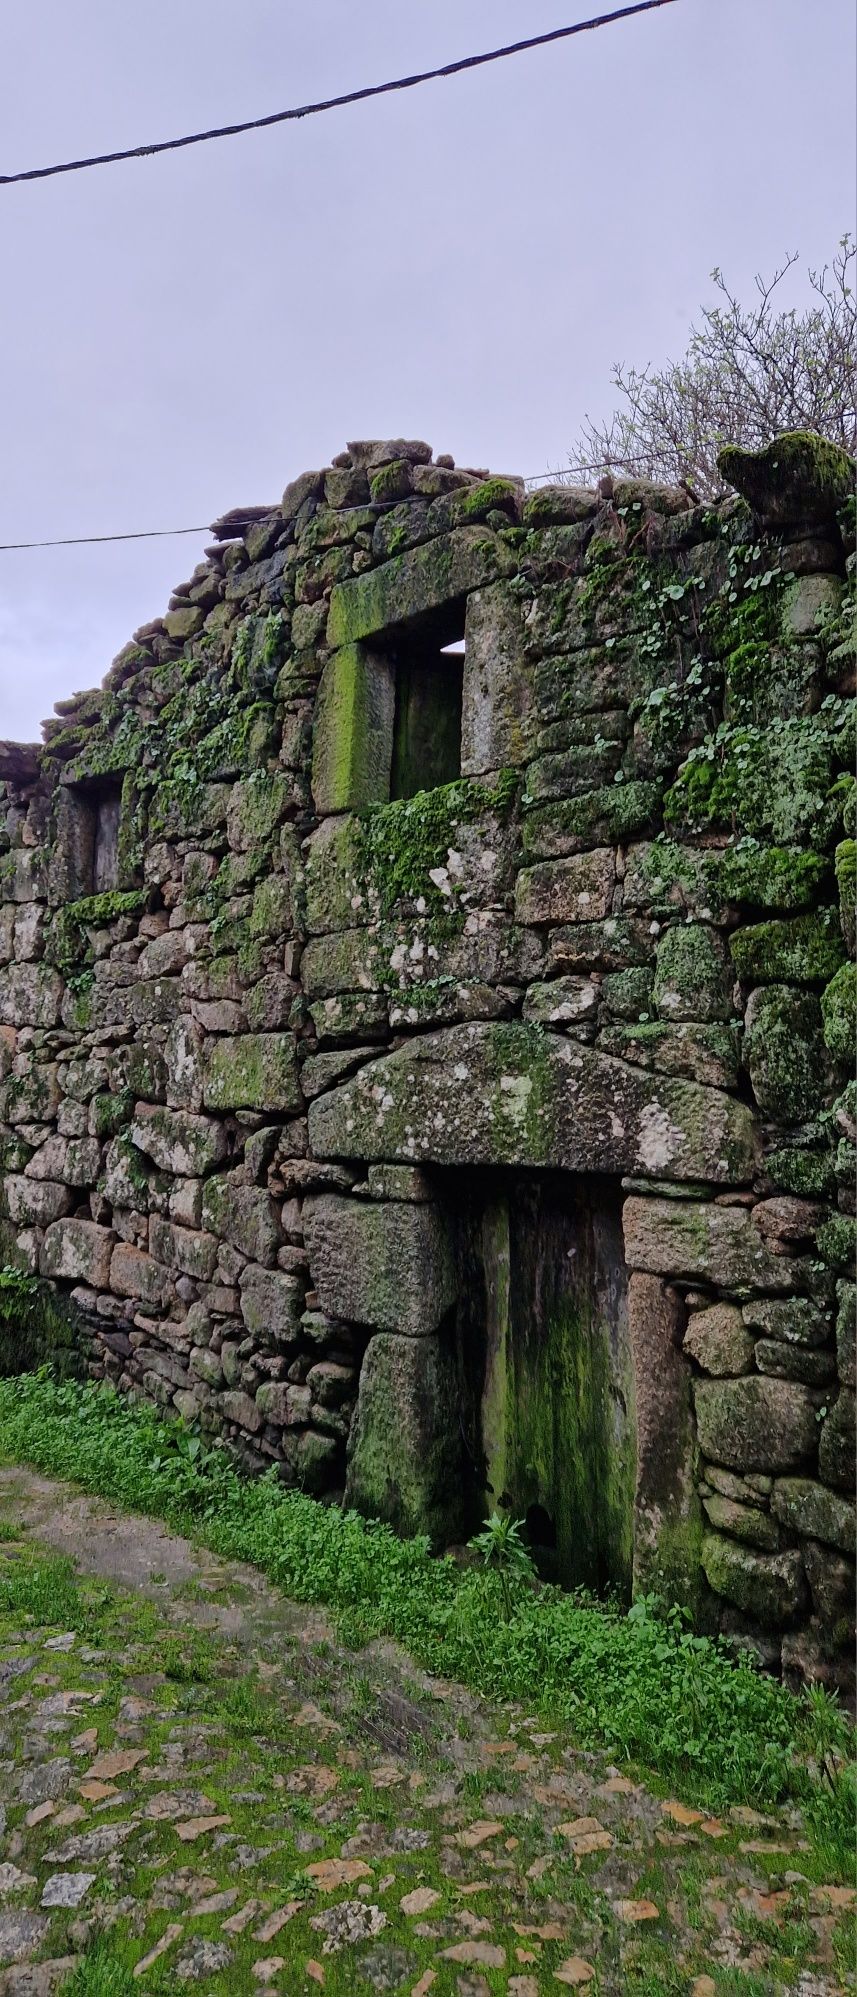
top-left (563, 237), bottom-right (857, 499)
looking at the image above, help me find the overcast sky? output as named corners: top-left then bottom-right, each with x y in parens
top-left (1, 0), bottom-right (853, 741)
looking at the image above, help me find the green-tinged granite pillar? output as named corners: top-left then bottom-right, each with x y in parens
top-left (628, 1272), bottom-right (702, 1614)
top-left (344, 1330), bottom-right (464, 1545)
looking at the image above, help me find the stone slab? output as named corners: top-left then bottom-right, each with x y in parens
top-left (311, 645), bottom-right (395, 814)
top-left (623, 1196), bottom-right (791, 1291)
top-left (304, 1194), bottom-right (456, 1336)
top-left (326, 528), bottom-right (513, 648)
top-left (308, 1022), bottom-right (756, 1186)
top-left (695, 1376), bottom-right (819, 1472)
top-left (202, 1034), bottom-right (301, 1114)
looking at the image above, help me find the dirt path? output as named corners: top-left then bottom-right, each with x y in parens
top-left (0, 1467), bottom-right (851, 1996)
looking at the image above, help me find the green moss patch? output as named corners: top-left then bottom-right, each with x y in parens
top-left (822, 962), bottom-right (857, 1065)
top-left (666, 714), bottom-right (849, 845)
top-left (52, 891), bottom-right (147, 971)
top-left (359, 771), bottom-right (517, 924)
top-left (730, 910), bottom-right (844, 984)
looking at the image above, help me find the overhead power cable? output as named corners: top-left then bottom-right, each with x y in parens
top-left (0, 527), bottom-right (209, 551)
top-left (0, 456), bottom-right (685, 552)
top-left (0, 0), bottom-right (677, 188)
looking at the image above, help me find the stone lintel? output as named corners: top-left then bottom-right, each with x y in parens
top-left (307, 1022), bottom-right (756, 1187)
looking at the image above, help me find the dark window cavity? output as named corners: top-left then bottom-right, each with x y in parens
top-left (387, 600), bottom-right (466, 800)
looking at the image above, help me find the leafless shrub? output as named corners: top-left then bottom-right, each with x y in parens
top-left (562, 237), bottom-right (856, 499)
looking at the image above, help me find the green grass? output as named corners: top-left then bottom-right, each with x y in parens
top-left (59, 1948), bottom-right (137, 1997)
top-left (0, 1544), bottom-right (102, 1629)
top-left (0, 1370), bottom-right (852, 1847)
top-left (0, 1524), bottom-right (851, 1997)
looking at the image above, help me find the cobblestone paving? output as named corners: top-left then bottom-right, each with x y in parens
top-left (0, 1468), bottom-right (852, 1996)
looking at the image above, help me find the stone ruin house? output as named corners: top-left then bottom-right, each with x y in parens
top-left (0, 430), bottom-right (854, 1686)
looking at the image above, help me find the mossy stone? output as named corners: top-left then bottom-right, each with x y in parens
top-left (303, 1194), bottom-right (456, 1337)
top-left (522, 485), bottom-right (598, 528)
top-left (743, 985), bottom-right (826, 1124)
top-left (226, 773), bottom-right (289, 851)
top-left (326, 527), bottom-right (513, 648)
top-left (821, 962), bottom-right (856, 1066)
top-left (149, 780), bottom-right (230, 841)
top-left (308, 1021), bottom-right (756, 1185)
top-left (163, 604), bottom-right (204, 641)
top-left (701, 1531), bottom-right (807, 1627)
top-left (624, 840), bottom-right (830, 921)
top-left (836, 1280), bottom-right (856, 1388)
top-left (521, 781), bottom-right (660, 860)
top-left (665, 716), bottom-right (843, 846)
top-left (717, 432), bottom-right (855, 528)
top-left (200, 1176), bottom-right (282, 1265)
top-left (653, 924), bottom-right (733, 1022)
top-left (701, 1494), bottom-right (779, 1551)
top-left (201, 1034), bottom-right (301, 1114)
top-left (129, 1106), bottom-right (228, 1177)
top-left (771, 1475), bottom-right (855, 1552)
top-left (754, 1338), bottom-right (835, 1385)
top-left (817, 1213), bottom-right (856, 1273)
top-left (730, 909), bottom-right (844, 984)
top-left (834, 838), bottom-right (856, 953)
top-left (818, 1390), bottom-right (856, 1492)
top-left (741, 1297), bottom-right (830, 1347)
top-left (0, 963), bottom-right (64, 1029)
top-left (368, 459), bottom-right (412, 504)
top-left (344, 1331), bottom-right (464, 1546)
top-left (694, 1376), bottom-right (818, 1471)
top-left (249, 875), bottom-right (295, 940)
top-left (765, 1147), bottom-right (836, 1198)
top-left (429, 477), bottom-right (521, 532)
top-left (311, 643), bottom-right (395, 813)
top-left (599, 967), bottom-right (653, 1021)
top-left (684, 1304), bottom-right (755, 1376)
top-left (598, 1021), bottom-right (740, 1091)
top-left (304, 816), bottom-right (366, 936)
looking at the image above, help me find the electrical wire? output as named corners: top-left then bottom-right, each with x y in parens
top-left (0, 527), bottom-right (209, 551)
top-left (0, 456), bottom-right (681, 551)
top-left (0, 0), bottom-right (678, 188)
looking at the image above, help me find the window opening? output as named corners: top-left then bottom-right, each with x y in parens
top-left (63, 778), bottom-right (124, 896)
top-left (387, 600), bottom-right (466, 800)
top-left (92, 785), bottom-right (122, 891)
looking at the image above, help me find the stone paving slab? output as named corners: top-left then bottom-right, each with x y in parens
top-left (0, 1467), bottom-right (853, 1996)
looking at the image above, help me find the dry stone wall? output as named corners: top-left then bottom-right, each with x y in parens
top-left (0, 429), bottom-right (854, 1685)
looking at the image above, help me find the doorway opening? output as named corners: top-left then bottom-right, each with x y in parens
top-left (434, 1168), bottom-right (635, 1599)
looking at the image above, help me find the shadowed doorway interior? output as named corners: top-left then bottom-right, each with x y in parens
top-left (436, 1169), bottom-right (635, 1598)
